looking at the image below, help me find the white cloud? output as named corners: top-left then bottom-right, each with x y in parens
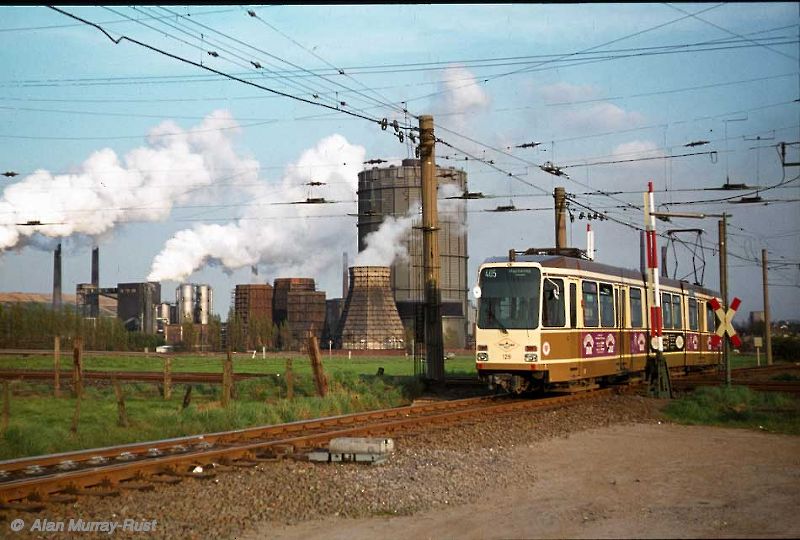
top-left (612, 140), bottom-right (663, 158)
top-left (560, 103), bottom-right (646, 132)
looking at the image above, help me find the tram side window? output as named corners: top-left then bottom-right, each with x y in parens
top-left (706, 302), bottom-right (717, 334)
top-left (661, 293), bottom-right (673, 329)
top-left (688, 298), bottom-right (698, 331)
top-left (582, 281), bottom-right (599, 327)
top-left (672, 295), bottom-right (682, 329)
top-left (542, 278), bottom-right (566, 327)
top-left (697, 300), bottom-right (704, 332)
top-left (570, 283), bottom-right (577, 328)
top-left (630, 288), bottom-right (643, 328)
top-left (599, 283), bottom-right (616, 327)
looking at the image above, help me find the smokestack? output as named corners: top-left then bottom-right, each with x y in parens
top-left (342, 252), bottom-right (348, 298)
top-left (90, 246), bottom-right (99, 318)
top-left (554, 187), bottom-right (567, 251)
top-left (586, 224), bottom-right (595, 261)
top-left (52, 243), bottom-right (62, 309)
top-left (91, 246), bottom-right (99, 287)
top-left (661, 245), bottom-right (668, 278)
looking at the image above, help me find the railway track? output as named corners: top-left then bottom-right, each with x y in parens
top-left (672, 363), bottom-right (800, 394)
top-left (671, 379), bottom-right (800, 394)
top-left (0, 388), bottom-right (615, 508)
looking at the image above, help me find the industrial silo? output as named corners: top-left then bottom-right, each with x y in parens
top-left (197, 284), bottom-right (212, 325)
top-left (357, 159), bottom-right (468, 347)
top-left (177, 283), bottom-right (194, 324)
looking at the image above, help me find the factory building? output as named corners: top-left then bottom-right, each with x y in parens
top-left (234, 283), bottom-right (274, 349)
top-left (117, 282), bottom-right (161, 334)
top-left (272, 278), bottom-right (326, 350)
top-left (357, 159), bottom-right (468, 347)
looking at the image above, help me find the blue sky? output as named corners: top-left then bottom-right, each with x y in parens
top-left (0, 4), bottom-right (798, 321)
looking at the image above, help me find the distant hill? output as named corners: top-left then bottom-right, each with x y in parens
top-left (0, 292), bottom-right (117, 317)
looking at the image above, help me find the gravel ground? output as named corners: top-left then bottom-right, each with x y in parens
top-left (3, 394), bottom-right (663, 539)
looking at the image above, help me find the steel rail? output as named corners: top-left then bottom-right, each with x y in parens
top-left (671, 379), bottom-right (800, 393)
top-left (0, 395), bottom-right (497, 478)
top-left (0, 389), bottom-right (614, 505)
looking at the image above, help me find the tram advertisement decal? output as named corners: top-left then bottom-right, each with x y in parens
top-left (580, 332), bottom-right (617, 358)
top-left (630, 332), bottom-right (647, 354)
top-left (650, 332), bottom-right (686, 352)
top-left (685, 333), bottom-right (700, 352)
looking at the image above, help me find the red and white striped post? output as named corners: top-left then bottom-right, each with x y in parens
top-left (643, 181), bottom-right (663, 353)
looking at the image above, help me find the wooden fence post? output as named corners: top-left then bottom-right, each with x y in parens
top-left (182, 385), bottom-right (192, 410)
top-left (307, 335), bottom-right (328, 398)
top-left (163, 357), bottom-right (172, 400)
top-left (221, 349), bottom-right (233, 408)
top-left (54, 335), bottom-right (61, 398)
top-left (112, 376), bottom-right (129, 427)
top-left (72, 337), bottom-right (84, 399)
top-left (285, 358), bottom-right (294, 400)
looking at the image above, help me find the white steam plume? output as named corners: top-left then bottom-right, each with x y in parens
top-left (148, 134), bottom-right (366, 282)
top-left (431, 66), bottom-right (491, 135)
top-left (354, 207), bottom-right (419, 267)
top-left (0, 110), bottom-right (258, 252)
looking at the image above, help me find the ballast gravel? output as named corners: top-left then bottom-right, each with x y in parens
top-left (7, 394), bottom-right (663, 539)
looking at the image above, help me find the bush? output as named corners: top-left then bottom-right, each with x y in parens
top-left (772, 335), bottom-right (800, 361)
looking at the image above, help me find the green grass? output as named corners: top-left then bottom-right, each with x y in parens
top-left (0, 370), bottom-right (429, 460)
top-left (0, 353), bottom-right (478, 377)
top-left (663, 385), bottom-right (800, 435)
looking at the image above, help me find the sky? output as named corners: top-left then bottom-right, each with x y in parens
top-left (0, 4), bottom-right (798, 322)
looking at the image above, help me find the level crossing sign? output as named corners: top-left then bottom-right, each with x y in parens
top-left (709, 297), bottom-right (741, 348)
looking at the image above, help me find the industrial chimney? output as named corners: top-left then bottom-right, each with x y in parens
top-left (52, 243), bottom-right (62, 309)
top-left (337, 266), bottom-right (405, 350)
top-left (90, 246), bottom-right (99, 318)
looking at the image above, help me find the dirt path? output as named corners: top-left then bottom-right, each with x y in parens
top-left (257, 423), bottom-right (800, 539)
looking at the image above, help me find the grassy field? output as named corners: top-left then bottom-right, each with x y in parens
top-left (663, 385), bottom-right (800, 435)
top-left (0, 369), bottom-right (428, 460)
top-left (0, 352), bottom-right (478, 377)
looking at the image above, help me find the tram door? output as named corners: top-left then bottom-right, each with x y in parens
top-left (616, 286), bottom-right (626, 372)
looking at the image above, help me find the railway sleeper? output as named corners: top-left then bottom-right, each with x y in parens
top-left (117, 481), bottom-right (155, 492)
top-left (68, 486), bottom-right (120, 498)
top-left (0, 501), bottom-right (48, 512)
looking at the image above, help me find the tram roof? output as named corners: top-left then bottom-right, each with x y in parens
top-left (481, 254), bottom-right (718, 297)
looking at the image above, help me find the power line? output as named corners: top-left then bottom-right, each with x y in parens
top-left (45, 6), bottom-right (401, 131)
top-left (664, 3), bottom-right (799, 62)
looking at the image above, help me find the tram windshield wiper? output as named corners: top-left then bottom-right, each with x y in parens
top-left (490, 310), bottom-right (509, 334)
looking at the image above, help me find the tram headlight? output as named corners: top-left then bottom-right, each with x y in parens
top-left (477, 352), bottom-right (489, 361)
top-left (524, 353), bottom-right (538, 362)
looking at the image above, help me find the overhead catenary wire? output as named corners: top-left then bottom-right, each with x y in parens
top-left (110, 5), bottom-right (389, 122)
top-left (36, 6), bottom-right (800, 272)
top-left (45, 6), bottom-right (406, 131)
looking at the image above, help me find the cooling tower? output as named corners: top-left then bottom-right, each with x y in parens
top-left (337, 266), bottom-right (405, 350)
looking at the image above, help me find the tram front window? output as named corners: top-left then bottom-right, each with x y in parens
top-left (477, 267), bottom-right (541, 330)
